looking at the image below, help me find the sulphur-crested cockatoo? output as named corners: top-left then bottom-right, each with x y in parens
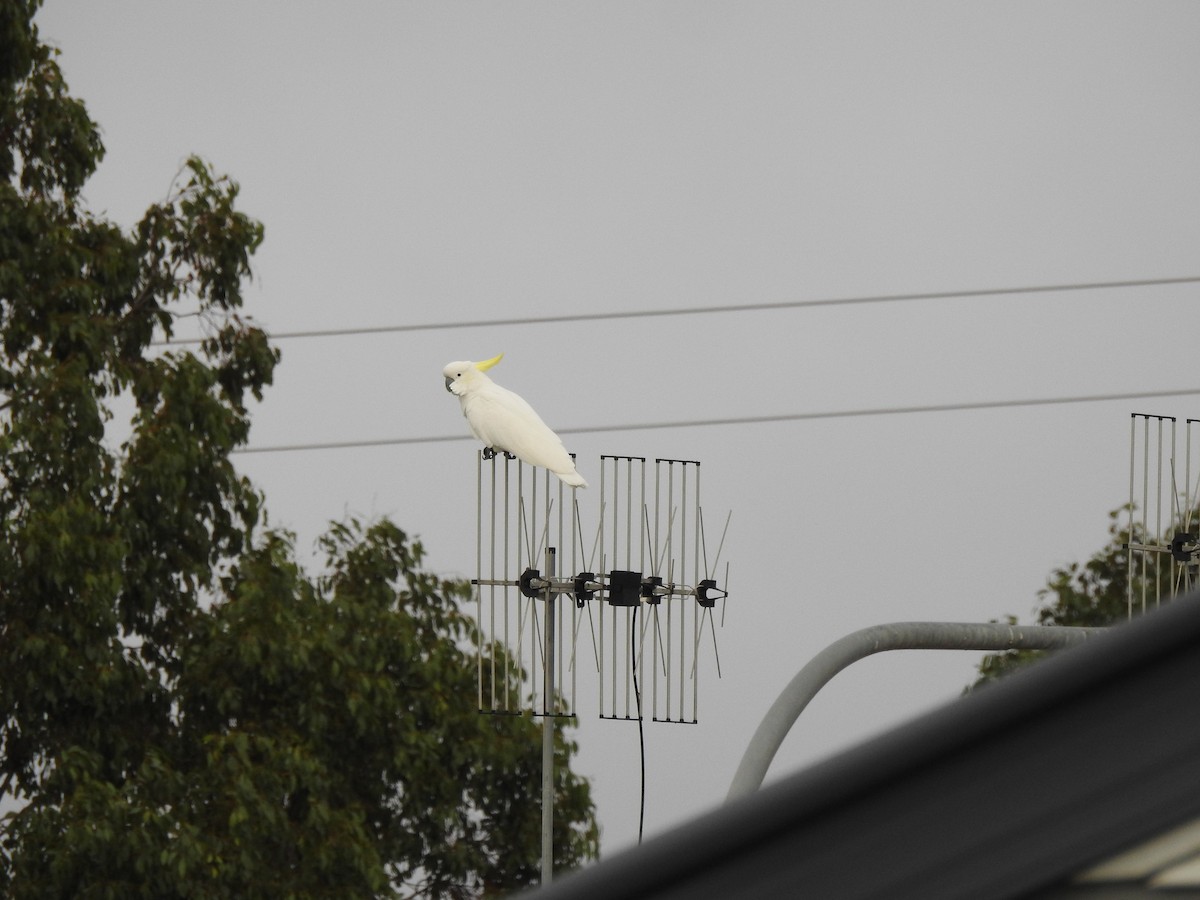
top-left (443, 353), bottom-right (587, 488)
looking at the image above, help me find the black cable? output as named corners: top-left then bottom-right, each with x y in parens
top-left (631, 605), bottom-right (645, 846)
top-left (155, 275), bottom-right (1200, 345)
top-left (230, 387), bottom-right (1200, 455)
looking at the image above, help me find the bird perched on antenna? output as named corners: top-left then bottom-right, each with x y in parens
top-left (443, 353), bottom-right (588, 488)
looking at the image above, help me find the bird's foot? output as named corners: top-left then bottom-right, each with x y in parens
top-left (503, 451), bottom-right (516, 460)
top-left (482, 447), bottom-right (497, 460)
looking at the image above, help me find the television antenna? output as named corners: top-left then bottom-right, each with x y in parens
top-left (470, 450), bottom-right (731, 884)
top-left (1126, 414), bottom-right (1200, 614)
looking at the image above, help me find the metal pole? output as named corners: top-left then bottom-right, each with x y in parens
top-left (726, 621), bottom-right (1107, 802)
top-left (541, 547), bottom-right (557, 885)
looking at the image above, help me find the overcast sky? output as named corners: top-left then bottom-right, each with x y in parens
top-left (38, 1), bottom-right (1200, 857)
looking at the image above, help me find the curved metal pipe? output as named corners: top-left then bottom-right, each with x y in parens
top-left (726, 621), bottom-right (1105, 802)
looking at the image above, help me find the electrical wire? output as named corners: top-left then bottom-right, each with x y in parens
top-left (158, 275), bottom-right (1200, 345)
top-left (631, 605), bottom-right (645, 846)
top-left (231, 387), bottom-right (1200, 455)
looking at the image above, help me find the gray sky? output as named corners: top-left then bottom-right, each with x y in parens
top-left (39, 1), bottom-right (1200, 857)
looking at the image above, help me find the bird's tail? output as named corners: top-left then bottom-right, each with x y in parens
top-left (556, 469), bottom-right (588, 488)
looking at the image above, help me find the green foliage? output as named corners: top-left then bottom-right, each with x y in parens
top-left (2, 522), bottom-right (598, 898)
top-left (0, 4), bottom-right (598, 895)
top-left (970, 506), bottom-right (1193, 689)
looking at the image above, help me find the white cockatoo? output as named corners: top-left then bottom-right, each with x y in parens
top-left (443, 353), bottom-right (587, 488)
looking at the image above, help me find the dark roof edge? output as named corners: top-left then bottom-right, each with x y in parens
top-left (531, 593), bottom-right (1200, 899)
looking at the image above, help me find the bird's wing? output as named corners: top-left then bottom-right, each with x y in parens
top-left (465, 385), bottom-right (578, 474)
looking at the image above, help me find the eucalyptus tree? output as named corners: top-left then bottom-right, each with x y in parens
top-left (0, 3), bottom-right (597, 894)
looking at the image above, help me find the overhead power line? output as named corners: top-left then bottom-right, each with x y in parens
top-left (232, 387), bottom-right (1200, 455)
top-left (162, 275), bottom-right (1200, 346)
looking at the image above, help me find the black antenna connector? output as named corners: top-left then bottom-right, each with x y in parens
top-left (519, 567), bottom-right (543, 598)
top-left (1171, 532), bottom-right (1199, 564)
top-left (641, 575), bottom-right (663, 606)
top-left (573, 572), bottom-right (596, 608)
top-left (696, 578), bottom-right (722, 608)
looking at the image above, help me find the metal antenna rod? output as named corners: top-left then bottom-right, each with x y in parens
top-left (477, 452), bottom-right (483, 711)
top-left (1142, 416), bottom-right (1149, 614)
top-left (541, 546), bottom-right (557, 886)
top-left (504, 458), bottom-right (513, 710)
top-left (1128, 415), bottom-right (1136, 620)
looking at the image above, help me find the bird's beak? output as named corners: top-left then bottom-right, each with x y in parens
top-left (444, 376), bottom-right (454, 393)
top-left (474, 353), bottom-right (503, 372)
